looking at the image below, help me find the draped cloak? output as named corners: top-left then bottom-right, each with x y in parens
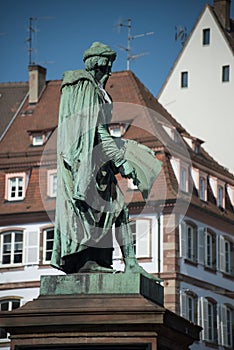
top-left (51, 69), bottom-right (162, 272)
top-left (51, 70), bottom-right (129, 271)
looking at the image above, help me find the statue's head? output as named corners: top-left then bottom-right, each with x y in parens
top-left (83, 42), bottom-right (116, 86)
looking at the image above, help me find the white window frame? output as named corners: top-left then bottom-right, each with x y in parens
top-left (217, 184), bottom-right (224, 208)
top-left (5, 172), bottom-right (26, 201)
top-left (32, 134), bottom-right (44, 146)
top-left (47, 170), bottom-right (57, 197)
top-left (180, 164), bottom-right (188, 192)
top-left (130, 218), bottom-right (151, 258)
top-left (0, 231), bottom-right (24, 267)
top-left (199, 176), bottom-right (206, 201)
top-left (43, 227), bottom-right (54, 263)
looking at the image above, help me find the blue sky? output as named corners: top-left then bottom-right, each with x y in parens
top-left (2, 0), bottom-right (233, 96)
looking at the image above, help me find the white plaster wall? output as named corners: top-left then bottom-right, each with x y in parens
top-left (159, 6), bottom-right (234, 173)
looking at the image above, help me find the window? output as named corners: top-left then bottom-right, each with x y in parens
top-left (0, 298), bottom-right (21, 339)
top-left (5, 172), bottom-right (27, 201)
top-left (199, 177), bottom-right (206, 201)
top-left (47, 170), bottom-right (57, 197)
top-left (217, 185), bottom-right (224, 207)
top-left (180, 221), bottom-right (197, 262)
top-left (181, 71), bottom-right (188, 88)
top-left (222, 65), bottom-right (230, 82)
top-left (180, 166), bottom-right (188, 192)
top-left (208, 301), bottom-right (215, 341)
top-left (32, 134), bottom-right (44, 146)
top-left (220, 236), bottom-right (232, 274)
top-left (8, 176), bottom-right (24, 200)
top-left (43, 227), bottom-right (54, 263)
top-left (181, 292), bottom-right (198, 323)
top-left (205, 231), bottom-right (216, 270)
top-left (199, 297), bottom-right (217, 343)
top-left (203, 28), bottom-right (210, 45)
top-left (129, 219), bottom-right (151, 258)
top-left (0, 231), bottom-right (23, 266)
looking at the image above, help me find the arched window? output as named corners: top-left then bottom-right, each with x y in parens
top-left (199, 297), bottom-right (217, 343)
top-left (205, 230), bottom-right (216, 270)
top-left (180, 290), bottom-right (198, 323)
top-left (0, 298), bottom-right (21, 339)
top-left (180, 221), bottom-right (198, 263)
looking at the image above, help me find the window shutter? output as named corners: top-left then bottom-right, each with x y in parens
top-left (180, 292), bottom-right (187, 319)
top-left (198, 228), bottom-right (205, 264)
top-left (221, 304), bottom-right (228, 346)
top-left (219, 236), bottom-right (225, 272)
top-left (136, 219), bottom-right (150, 258)
top-left (200, 297), bottom-right (209, 341)
top-left (179, 221), bottom-right (187, 258)
top-left (24, 229), bottom-right (39, 265)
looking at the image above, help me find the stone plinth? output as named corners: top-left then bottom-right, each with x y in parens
top-left (0, 273), bottom-right (201, 350)
top-left (40, 272), bottom-right (164, 306)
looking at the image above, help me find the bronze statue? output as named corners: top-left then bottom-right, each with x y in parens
top-left (51, 42), bottom-right (161, 280)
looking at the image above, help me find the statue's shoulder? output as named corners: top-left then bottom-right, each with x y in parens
top-left (62, 69), bottom-right (95, 88)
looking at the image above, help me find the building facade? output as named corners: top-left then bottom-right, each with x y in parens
top-left (0, 65), bottom-right (233, 350)
top-left (158, 0), bottom-right (234, 174)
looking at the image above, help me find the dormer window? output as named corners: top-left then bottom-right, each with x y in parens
top-left (5, 172), bottom-right (28, 201)
top-left (32, 134), bottom-right (44, 146)
top-left (217, 185), bottom-right (224, 207)
top-left (28, 128), bottom-right (54, 147)
top-left (109, 123), bottom-right (129, 138)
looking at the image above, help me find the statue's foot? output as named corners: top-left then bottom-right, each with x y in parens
top-left (124, 261), bottom-right (163, 283)
top-left (79, 261), bottom-right (116, 273)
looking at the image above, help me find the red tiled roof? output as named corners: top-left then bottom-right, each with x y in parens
top-left (0, 82), bottom-right (28, 139)
top-left (0, 71), bottom-right (234, 223)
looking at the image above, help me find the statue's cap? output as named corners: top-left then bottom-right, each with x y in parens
top-left (83, 42), bottom-right (116, 62)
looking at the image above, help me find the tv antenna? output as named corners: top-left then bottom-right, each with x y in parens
top-left (116, 18), bottom-right (154, 70)
top-left (175, 25), bottom-right (187, 46)
top-left (26, 16), bottom-right (55, 65)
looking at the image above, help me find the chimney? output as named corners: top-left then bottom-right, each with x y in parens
top-left (214, 0), bottom-right (231, 30)
top-left (28, 65), bottom-right (47, 104)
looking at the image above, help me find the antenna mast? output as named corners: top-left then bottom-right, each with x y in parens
top-left (27, 17), bottom-right (37, 65)
top-left (117, 18), bottom-right (154, 70)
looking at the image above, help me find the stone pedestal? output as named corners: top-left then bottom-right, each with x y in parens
top-left (0, 273), bottom-right (201, 350)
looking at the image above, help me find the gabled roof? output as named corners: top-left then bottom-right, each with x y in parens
top-left (0, 82), bottom-right (28, 140)
top-left (157, 3), bottom-right (234, 99)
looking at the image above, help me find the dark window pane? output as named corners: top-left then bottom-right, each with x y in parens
top-left (46, 252), bottom-right (52, 261)
top-left (46, 241), bottom-right (53, 250)
top-left (2, 255), bottom-right (11, 264)
top-left (14, 253), bottom-right (22, 264)
top-left (181, 72), bottom-right (188, 88)
top-left (222, 65), bottom-right (230, 82)
top-left (47, 229), bottom-right (54, 240)
top-left (0, 302), bottom-right (9, 311)
top-left (12, 300), bottom-right (20, 309)
top-left (203, 28), bottom-right (210, 45)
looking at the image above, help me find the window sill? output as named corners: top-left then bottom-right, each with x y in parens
top-left (204, 266), bottom-right (217, 274)
top-left (184, 258), bottom-right (198, 267)
top-left (0, 265), bottom-right (24, 271)
top-left (204, 341), bottom-right (219, 349)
